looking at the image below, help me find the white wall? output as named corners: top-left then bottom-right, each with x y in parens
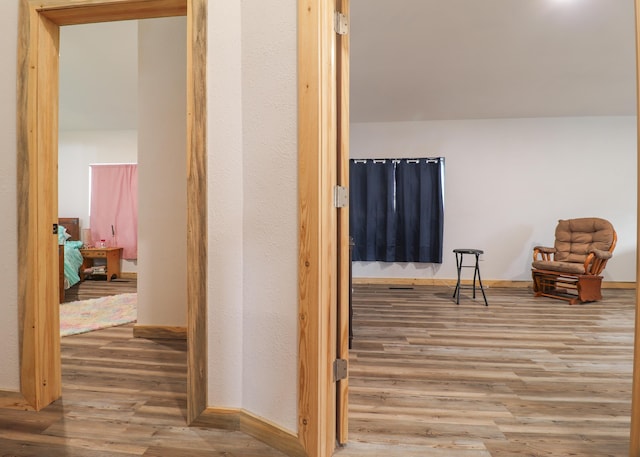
top-left (207, 0), bottom-right (299, 431)
top-left (58, 130), bottom-right (138, 273)
top-left (137, 17), bottom-right (187, 327)
top-left (0, 1), bottom-right (19, 391)
top-left (207, 1), bottom-right (244, 408)
top-left (240, 0), bottom-right (298, 429)
top-left (351, 116), bottom-right (637, 283)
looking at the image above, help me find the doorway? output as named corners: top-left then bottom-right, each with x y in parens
top-left (16, 0), bottom-right (206, 423)
top-left (18, 2), bottom-right (344, 457)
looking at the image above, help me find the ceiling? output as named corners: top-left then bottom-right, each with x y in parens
top-left (59, 20), bottom-right (138, 131)
top-left (350, 0), bottom-right (637, 122)
top-left (58, 0), bottom-right (638, 131)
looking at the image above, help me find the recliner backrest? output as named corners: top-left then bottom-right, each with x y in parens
top-left (554, 218), bottom-right (615, 264)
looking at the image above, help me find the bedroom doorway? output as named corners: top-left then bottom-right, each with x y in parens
top-left (58, 18), bottom-right (186, 338)
top-left (17, 0), bottom-right (207, 423)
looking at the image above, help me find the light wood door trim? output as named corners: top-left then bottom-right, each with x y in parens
top-left (185, 0), bottom-right (207, 424)
top-left (298, 0), bottom-right (338, 456)
top-left (336, 0), bottom-right (351, 444)
top-left (17, 1), bottom-right (62, 410)
top-left (17, 0), bottom-right (207, 422)
top-left (38, 0), bottom-right (187, 25)
top-left (335, 0), bottom-right (350, 446)
top-left (631, 4), bottom-right (640, 455)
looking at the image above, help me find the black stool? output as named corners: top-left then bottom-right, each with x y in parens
top-left (453, 249), bottom-right (488, 306)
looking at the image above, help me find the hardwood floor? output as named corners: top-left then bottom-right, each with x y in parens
top-left (1, 283), bottom-right (634, 456)
top-left (62, 276), bottom-right (137, 303)
top-left (0, 326), bottom-right (288, 456)
top-left (338, 284), bottom-right (635, 457)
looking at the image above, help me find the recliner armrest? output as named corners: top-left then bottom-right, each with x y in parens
top-left (533, 246), bottom-right (556, 262)
top-left (591, 249), bottom-right (613, 260)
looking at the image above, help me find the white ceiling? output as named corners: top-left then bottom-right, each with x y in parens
top-left (58, 0), bottom-right (638, 131)
top-left (350, 0), bottom-right (637, 122)
top-left (59, 21), bottom-right (138, 131)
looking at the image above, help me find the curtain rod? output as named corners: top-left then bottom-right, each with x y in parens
top-left (351, 158), bottom-right (443, 164)
top-left (89, 163), bottom-right (138, 166)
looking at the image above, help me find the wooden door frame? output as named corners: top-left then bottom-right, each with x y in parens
top-left (335, 0), bottom-right (350, 446)
top-left (16, 0), bottom-right (207, 423)
top-left (299, 1), bottom-right (640, 456)
top-left (631, 4), bottom-right (640, 455)
top-left (297, 0), bottom-right (341, 455)
top-left (16, 0), bottom-right (347, 455)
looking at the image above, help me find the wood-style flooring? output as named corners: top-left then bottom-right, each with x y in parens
top-left (338, 284), bottom-right (635, 457)
top-left (62, 276), bottom-right (137, 303)
top-left (1, 282), bottom-right (635, 456)
top-left (4, 279), bottom-right (289, 456)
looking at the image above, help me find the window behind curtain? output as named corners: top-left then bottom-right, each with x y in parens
top-left (90, 164), bottom-right (138, 259)
top-left (349, 158), bottom-right (444, 263)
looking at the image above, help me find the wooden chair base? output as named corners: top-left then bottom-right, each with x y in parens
top-left (532, 269), bottom-right (603, 305)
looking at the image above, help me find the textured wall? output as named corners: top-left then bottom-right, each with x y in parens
top-left (351, 116), bottom-right (637, 283)
top-left (240, 0), bottom-right (298, 431)
top-left (207, 0), bottom-right (245, 409)
top-left (137, 17), bottom-right (188, 327)
top-left (205, 0), bottom-right (298, 430)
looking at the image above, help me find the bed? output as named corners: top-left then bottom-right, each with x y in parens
top-left (58, 217), bottom-right (85, 295)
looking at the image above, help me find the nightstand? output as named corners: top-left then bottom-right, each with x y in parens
top-left (79, 247), bottom-right (123, 281)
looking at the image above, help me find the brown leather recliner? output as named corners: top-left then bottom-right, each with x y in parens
top-left (531, 218), bottom-right (616, 305)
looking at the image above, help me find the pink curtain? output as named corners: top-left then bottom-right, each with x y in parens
top-left (90, 164), bottom-right (138, 259)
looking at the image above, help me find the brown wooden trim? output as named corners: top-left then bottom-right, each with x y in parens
top-left (352, 277), bottom-right (636, 289)
top-left (37, 0), bottom-right (186, 25)
top-left (194, 408), bottom-right (306, 457)
top-left (17, 0), bottom-right (37, 411)
top-left (17, 1), bottom-right (62, 411)
top-left (631, 3), bottom-right (640, 454)
top-left (119, 271), bottom-right (138, 279)
top-left (185, 0), bottom-right (207, 426)
top-left (133, 325), bottom-right (187, 340)
top-left (335, 0), bottom-right (350, 445)
top-left (298, 0), bottom-right (337, 456)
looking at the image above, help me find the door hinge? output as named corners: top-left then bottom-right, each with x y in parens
top-left (334, 11), bottom-right (348, 35)
top-left (333, 358), bottom-right (348, 382)
top-left (334, 185), bottom-right (349, 208)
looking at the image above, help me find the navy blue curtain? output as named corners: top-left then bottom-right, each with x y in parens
top-left (350, 158), bottom-right (444, 263)
top-left (349, 160), bottom-right (396, 261)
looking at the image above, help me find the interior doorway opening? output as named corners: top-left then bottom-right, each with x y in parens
top-left (17, 0), bottom-right (207, 424)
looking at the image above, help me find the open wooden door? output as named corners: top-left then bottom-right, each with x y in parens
top-left (335, 0), bottom-right (350, 446)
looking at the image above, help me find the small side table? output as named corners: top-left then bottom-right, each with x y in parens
top-left (453, 248), bottom-right (488, 306)
top-left (79, 247), bottom-right (123, 282)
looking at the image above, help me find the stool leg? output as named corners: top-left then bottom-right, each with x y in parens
top-left (453, 252), bottom-right (462, 304)
top-left (472, 254), bottom-right (478, 299)
top-left (474, 256), bottom-right (488, 306)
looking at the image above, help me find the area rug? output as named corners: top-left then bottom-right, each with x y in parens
top-left (60, 293), bottom-right (137, 337)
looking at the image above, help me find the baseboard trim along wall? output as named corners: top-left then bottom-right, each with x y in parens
top-left (133, 325), bottom-right (187, 340)
top-left (352, 277), bottom-right (636, 289)
top-left (193, 407), bottom-right (306, 457)
top-left (120, 272), bottom-right (138, 279)
top-left (0, 391), bottom-right (35, 411)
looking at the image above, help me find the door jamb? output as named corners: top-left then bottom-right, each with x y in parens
top-left (297, 1), bottom-right (340, 456)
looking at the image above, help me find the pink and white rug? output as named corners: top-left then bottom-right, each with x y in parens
top-left (60, 293), bottom-right (137, 337)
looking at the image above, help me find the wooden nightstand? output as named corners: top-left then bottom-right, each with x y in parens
top-left (79, 247), bottom-right (123, 281)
